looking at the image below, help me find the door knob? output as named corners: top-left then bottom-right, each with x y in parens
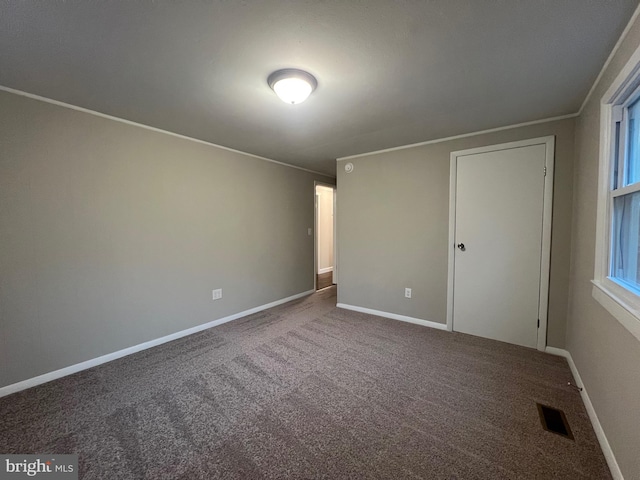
top-left (457, 243), bottom-right (465, 251)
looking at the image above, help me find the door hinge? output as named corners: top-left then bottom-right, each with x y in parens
top-left (543, 166), bottom-right (547, 177)
top-left (537, 319), bottom-right (540, 328)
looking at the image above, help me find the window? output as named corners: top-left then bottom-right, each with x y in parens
top-left (610, 98), bottom-right (640, 294)
top-left (593, 44), bottom-right (640, 343)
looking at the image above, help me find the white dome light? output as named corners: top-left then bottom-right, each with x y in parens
top-left (268, 69), bottom-right (317, 105)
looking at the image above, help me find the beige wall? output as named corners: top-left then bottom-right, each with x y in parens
top-left (567, 16), bottom-right (640, 479)
top-left (316, 185), bottom-right (334, 273)
top-left (0, 90), bottom-right (334, 388)
top-left (337, 118), bottom-right (575, 348)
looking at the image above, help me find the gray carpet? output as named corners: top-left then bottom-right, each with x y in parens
top-left (0, 287), bottom-right (611, 479)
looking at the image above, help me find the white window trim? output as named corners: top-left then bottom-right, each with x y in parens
top-left (593, 41), bottom-right (640, 343)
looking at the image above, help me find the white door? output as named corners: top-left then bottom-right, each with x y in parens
top-left (451, 140), bottom-right (551, 349)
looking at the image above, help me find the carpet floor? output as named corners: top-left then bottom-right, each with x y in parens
top-left (0, 287), bottom-right (611, 479)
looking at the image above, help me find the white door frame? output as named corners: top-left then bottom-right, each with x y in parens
top-left (314, 181), bottom-right (336, 290)
top-left (446, 136), bottom-right (555, 351)
top-left (333, 187), bottom-right (338, 285)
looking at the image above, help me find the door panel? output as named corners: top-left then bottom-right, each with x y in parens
top-left (453, 144), bottom-right (545, 348)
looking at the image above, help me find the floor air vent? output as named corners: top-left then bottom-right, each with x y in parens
top-left (537, 403), bottom-right (574, 440)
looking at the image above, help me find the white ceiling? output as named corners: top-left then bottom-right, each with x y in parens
top-left (1, 1), bottom-right (638, 176)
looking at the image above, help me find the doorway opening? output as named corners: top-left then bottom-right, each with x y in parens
top-left (315, 183), bottom-right (336, 291)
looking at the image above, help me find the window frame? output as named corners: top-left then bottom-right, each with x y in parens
top-left (593, 43), bottom-right (640, 343)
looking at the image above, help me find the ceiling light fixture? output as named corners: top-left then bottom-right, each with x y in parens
top-left (268, 69), bottom-right (317, 105)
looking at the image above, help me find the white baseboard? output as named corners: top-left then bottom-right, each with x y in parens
top-left (318, 267), bottom-right (334, 274)
top-left (0, 289), bottom-right (315, 398)
top-left (545, 347), bottom-right (623, 480)
top-left (336, 303), bottom-right (448, 331)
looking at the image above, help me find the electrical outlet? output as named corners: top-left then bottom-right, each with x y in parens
top-left (405, 288), bottom-right (412, 298)
top-left (212, 288), bottom-right (223, 300)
